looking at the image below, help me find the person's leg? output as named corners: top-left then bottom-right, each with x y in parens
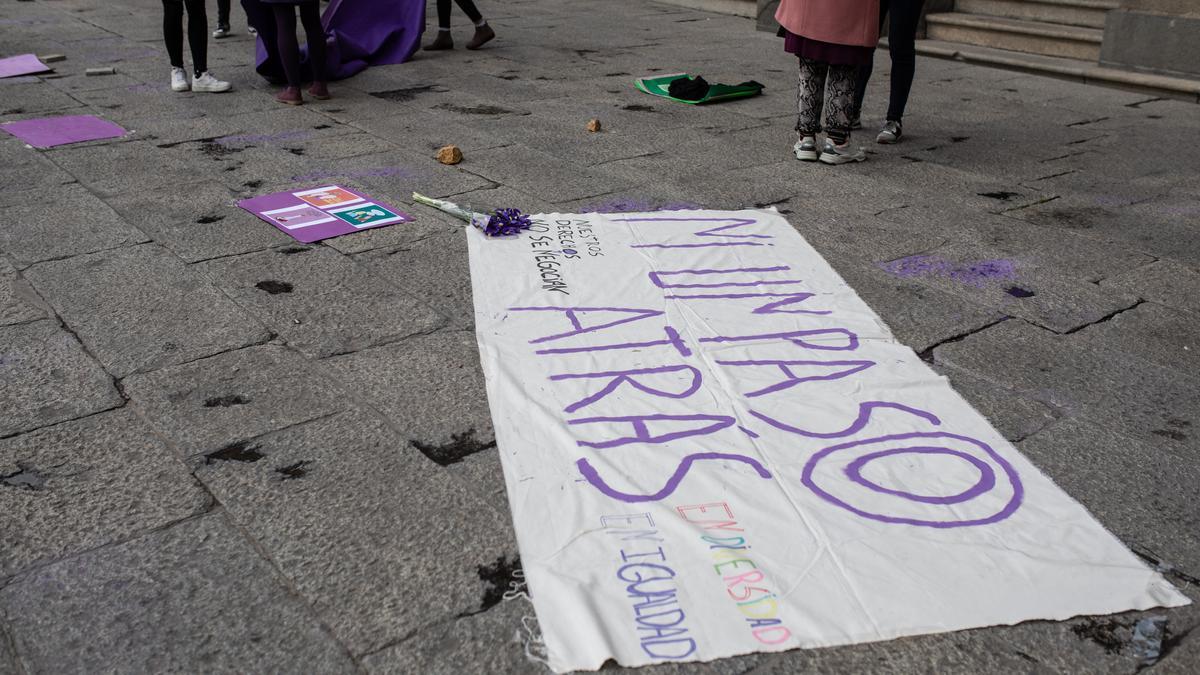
top-left (457, 0), bottom-right (495, 49)
top-left (824, 64), bottom-right (857, 145)
top-left (299, 1), bottom-right (330, 98)
top-left (819, 63), bottom-right (866, 164)
top-left (795, 56), bottom-right (826, 139)
top-left (217, 0), bottom-right (231, 29)
top-left (162, 0), bottom-right (185, 69)
top-left (886, 0), bottom-right (924, 123)
top-left (853, 0), bottom-right (889, 123)
top-left (425, 0), bottom-right (454, 50)
top-left (273, 5), bottom-right (302, 88)
top-left (181, 0), bottom-right (209, 77)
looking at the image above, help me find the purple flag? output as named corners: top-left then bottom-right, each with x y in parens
top-left (239, 185), bottom-right (413, 243)
top-left (0, 54), bottom-right (51, 79)
top-left (242, 0), bottom-right (425, 83)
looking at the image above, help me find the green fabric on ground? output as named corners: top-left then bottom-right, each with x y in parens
top-left (634, 73), bottom-right (763, 105)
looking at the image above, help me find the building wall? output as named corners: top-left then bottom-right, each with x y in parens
top-left (1103, 0), bottom-right (1200, 76)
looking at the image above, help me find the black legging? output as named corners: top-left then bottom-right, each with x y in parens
top-left (162, 0), bottom-right (208, 77)
top-left (436, 0), bottom-right (482, 29)
top-left (217, 0), bottom-right (230, 26)
top-left (273, 2), bottom-right (327, 87)
top-left (855, 0), bottom-right (925, 123)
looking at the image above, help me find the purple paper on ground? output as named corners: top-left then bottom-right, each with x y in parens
top-left (1, 115), bottom-right (126, 148)
top-left (238, 185), bottom-right (413, 243)
top-left (0, 54), bottom-right (51, 78)
top-left (242, 0), bottom-right (424, 83)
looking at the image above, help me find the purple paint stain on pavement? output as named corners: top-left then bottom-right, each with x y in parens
top-left (879, 255), bottom-right (1017, 288)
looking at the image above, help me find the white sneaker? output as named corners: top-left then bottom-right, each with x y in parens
top-left (212, 25), bottom-right (232, 39)
top-left (794, 135), bottom-right (818, 162)
top-left (192, 71), bottom-right (232, 93)
top-left (818, 138), bottom-right (867, 165)
top-left (170, 67), bottom-right (189, 92)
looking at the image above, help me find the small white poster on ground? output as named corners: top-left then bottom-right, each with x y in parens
top-left (466, 209), bottom-right (1189, 673)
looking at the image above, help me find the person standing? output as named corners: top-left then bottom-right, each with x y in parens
top-left (424, 0), bottom-right (495, 51)
top-left (263, 0), bottom-right (330, 105)
top-left (853, 0), bottom-right (926, 144)
top-left (162, 0), bottom-right (232, 92)
top-left (776, 0), bottom-right (879, 165)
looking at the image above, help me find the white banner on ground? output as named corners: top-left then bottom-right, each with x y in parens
top-left (466, 209), bottom-right (1188, 673)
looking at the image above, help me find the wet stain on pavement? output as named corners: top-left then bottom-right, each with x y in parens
top-left (979, 191), bottom-right (1020, 200)
top-left (243, 179), bottom-right (264, 189)
top-left (371, 85), bottom-right (436, 102)
top-left (195, 214), bottom-right (224, 224)
top-left (621, 104), bottom-right (656, 112)
top-left (278, 246), bottom-right (311, 255)
top-left (1005, 286), bottom-right (1036, 298)
top-left (1072, 618), bottom-right (1128, 654)
top-left (204, 441), bottom-right (263, 464)
top-left (1, 466), bottom-right (47, 491)
top-left (477, 554), bottom-right (523, 611)
top-left (204, 394), bottom-right (249, 408)
top-left (410, 429), bottom-right (496, 466)
top-left (435, 102), bottom-right (521, 116)
top-left (276, 460), bottom-right (311, 480)
top-left (255, 280), bottom-right (294, 294)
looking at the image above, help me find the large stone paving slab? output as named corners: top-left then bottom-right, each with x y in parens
top-left (194, 410), bottom-right (516, 656)
top-left (1101, 259), bottom-right (1200, 316)
top-left (0, 514), bottom-right (355, 672)
top-left (200, 245), bottom-right (444, 358)
top-left (0, 183), bottom-right (147, 268)
top-left (932, 319), bottom-right (1200, 448)
top-left (25, 244), bottom-right (270, 377)
top-left (353, 229), bottom-right (474, 331)
top-left (103, 180), bottom-right (291, 262)
top-left (0, 320), bottom-right (122, 437)
top-left (124, 344), bottom-right (350, 459)
top-left (321, 330), bottom-right (494, 448)
top-left (1018, 417), bottom-right (1200, 574)
top-left (0, 409), bottom-right (209, 578)
top-left (361, 598), bottom-right (537, 675)
top-left (0, 258), bottom-right (46, 326)
top-left (1069, 301), bottom-right (1200, 373)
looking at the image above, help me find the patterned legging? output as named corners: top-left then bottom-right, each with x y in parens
top-left (795, 57), bottom-right (857, 144)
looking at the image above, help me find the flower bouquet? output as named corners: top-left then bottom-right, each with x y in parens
top-left (412, 192), bottom-right (532, 237)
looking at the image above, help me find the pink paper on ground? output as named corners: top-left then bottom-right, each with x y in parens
top-left (1, 115), bottom-right (127, 148)
top-left (0, 54), bottom-right (51, 78)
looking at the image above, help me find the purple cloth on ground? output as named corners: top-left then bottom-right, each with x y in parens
top-left (1, 115), bottom-right (126, 148)
top-left (783, 29), bottom-right (874, 67)
top-left (0, 54), bottom-right (51, 78)
top-left (239, 185), bottom-right (413, 243)
top-left (242, 0), bottom-right (424, 83)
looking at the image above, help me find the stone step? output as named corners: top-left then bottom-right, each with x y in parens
top-left (909, 37), bottom-right (1200, 102)
top-left (926, 12), bottom-right (1104, 61)
top-left (956, 0), bottom-right (1118, 29)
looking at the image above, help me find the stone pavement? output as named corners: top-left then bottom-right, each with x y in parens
top-left (1, 0), bottom-right (1198, 672)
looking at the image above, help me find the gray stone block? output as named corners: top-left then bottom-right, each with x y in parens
top-left (1101, 259), bottom-right (1200, 316)
top-left (322, 330), bottom-right (494, 448)
top-left (932, 362), bottom-right (1058, 442)
top-left (0, 320), bottom-right (122, 437)
top-left (932, 319), bottom-right (1200, 449)
top-left (200, 245), bottom-right (444, 357)
top-left (25, 244), bottom-right (270, 377)
top-left (103, 181), bottom-right (291, 262)
top-left (194, 410), bottom-right (517, 655)
top-left (0, 183), bottom-right (147, 268)
top-left (362, 598), bottom-right (538, 674)
top-left (124, 344), bottom-right (350, 460)
top-left (45, 140), bottom-right (209, 198)
top-left (0, 260), bottom-right (47, 326)
top-left (0, 409), bottom-right (210, 577)
top-left (1070, 301), bottom-right (1200, 373)
top-left (354, 230), bottom-right (474, 331)
top-left (1018, 417), bottom-right (1200, 575)
top-left (826, 255), bottom-right (1007, 354)
top-left (1102, 10), bottom-right (1200, 78)
top-left (0, 514), bottom-right (356, 673)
